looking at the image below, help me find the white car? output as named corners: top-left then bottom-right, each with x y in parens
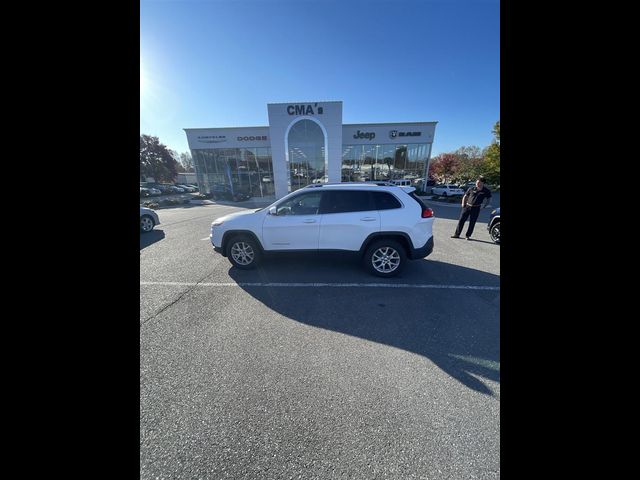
top-left (177, 184), bottom-right (196, 192)
top-left (210, 183), bottom-right (434, 277)
top-left (432, 184), bottom-right (465, 197)
top-left (140, 207), bottom-right (160, 233)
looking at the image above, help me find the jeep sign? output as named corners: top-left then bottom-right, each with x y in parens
top-left (353, 130), bottom-right (375, 140)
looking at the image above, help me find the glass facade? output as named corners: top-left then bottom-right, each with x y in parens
top-left (190, 140), bottom-right (432, 199)
top-left (192, 147), bottom-right (274, 198)
top-left (341, 143), bottom-right (431, 185)
top-left (287, 119), bottom-right (326, 192)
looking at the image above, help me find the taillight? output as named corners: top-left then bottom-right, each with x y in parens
top-left (422, 208), bottom-right (434, 218)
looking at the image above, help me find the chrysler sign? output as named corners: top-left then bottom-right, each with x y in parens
top-left (197, 135), bottom-right (226, 143)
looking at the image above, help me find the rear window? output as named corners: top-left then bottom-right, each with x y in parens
top-left (372, 191), bottom-right (402, 210)
top-left (408, 191), bottom-right (428, 209)
top-left (321, 190), bottom-right (375, 214)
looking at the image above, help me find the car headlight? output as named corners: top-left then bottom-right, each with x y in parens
top-left (491, 209), bottom-right (497, 215)
top-left (212, 220), bottom-right (224, 226)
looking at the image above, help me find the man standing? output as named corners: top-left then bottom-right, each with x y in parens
top-left (451, 176), bottom-right (492, 240)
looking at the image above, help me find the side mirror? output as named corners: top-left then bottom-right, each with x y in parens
top-left (268, 206), bottom-right (277, 216)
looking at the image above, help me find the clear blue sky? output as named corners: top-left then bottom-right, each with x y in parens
top-left (140, 0), bottom-right (499, 157)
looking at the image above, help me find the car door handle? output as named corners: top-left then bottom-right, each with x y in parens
top-left (303, 219), bottom-right (317, 223)
top-left (360, 217), bottom-right (376, 221)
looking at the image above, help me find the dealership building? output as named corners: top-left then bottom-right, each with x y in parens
top-left (184, 101), bottom-right (437, 200)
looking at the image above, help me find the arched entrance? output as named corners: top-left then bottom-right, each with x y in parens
top-left (286, 118), bottom-right (327, 192)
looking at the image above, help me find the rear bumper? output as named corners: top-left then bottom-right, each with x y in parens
top-left (410, 236), bottom-right (433, 259)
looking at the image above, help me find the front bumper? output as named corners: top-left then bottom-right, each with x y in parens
top-left (211, 232), bottom-right (226, 256)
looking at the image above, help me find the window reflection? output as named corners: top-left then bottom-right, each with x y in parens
top-left (341, 143), bottom-right (430, 186)
top-left (191, 147), bottom-right (274, 198)
top-left (288, 120), bottom-right (325, 192)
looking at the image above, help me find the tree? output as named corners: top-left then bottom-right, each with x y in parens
top-left (481, 121), bottom-right (500, 185)
top-left (140, 135), bottom-right (180, 182)
top-left (429, 153), bottom-right (460, 183)
top-left (171, 150), bottom-right (186, 173)
top-left (454, 146), bottom-right (483, 183)
top-left (179, 152), bottom-right (194, 172)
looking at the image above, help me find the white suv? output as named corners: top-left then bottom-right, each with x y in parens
top-left (432, 184), bottom-right (465, 197)
top-left (209, 183), bottom-right (434, 277)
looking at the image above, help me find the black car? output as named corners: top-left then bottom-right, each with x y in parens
top-left (488, 207), bottom-right (500, 243)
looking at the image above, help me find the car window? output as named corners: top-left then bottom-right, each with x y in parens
top-left (320, 190), bottom-right (375, 214)
top-left (372, 191), bottom-right (402, 210)
top-left (276, 191), bottom-right (323, 215)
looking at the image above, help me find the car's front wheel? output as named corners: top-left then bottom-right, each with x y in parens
top-left (227, 236), bottom-right (261, 269)
top-left (490, 222), bottom-right (500, 244)
top-left (140, 215), bottom-right (155, 233)
top-left (364, 240), bottom-right (406, 277)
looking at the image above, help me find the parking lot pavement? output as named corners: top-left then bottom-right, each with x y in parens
top-left (140, 204), bottom-right (500, 479)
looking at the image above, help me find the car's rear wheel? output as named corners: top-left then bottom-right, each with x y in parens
top-left (490, 222), bottom-right (500, 243)
top-left (364, 240), bottom-right (406, 277)
top-left (227, 236), bottom-right (261, 269)
top-left (140, 215), bottom-right (155, 233)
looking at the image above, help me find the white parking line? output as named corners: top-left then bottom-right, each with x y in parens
top-left (140, 281), bottom-right (499, 290)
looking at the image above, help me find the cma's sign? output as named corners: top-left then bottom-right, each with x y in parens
top-left (287, 103), bottom-right (324, 115)
top-left (197, 135), bottom-right (226, 143)
top-left (237, 135), bottom-right (267, 141)
top-left (353, 130), bottom-right (375, 140)
top-left (389, 130), bottom-right (422, 139)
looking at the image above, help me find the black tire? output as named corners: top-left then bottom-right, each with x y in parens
top-left (226, 235), bottom-right (261, 269)
top-left (490, 222), bottom-right (500, 244)
top-left (442, 192), bottom-right (448, 197)
top-left (364, 239), bottom-right (406, 277)
top-left (140, 215), bottom-right (155, 233)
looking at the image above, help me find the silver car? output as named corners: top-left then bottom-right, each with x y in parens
top-left (140, 207), bottom-right (160, 233)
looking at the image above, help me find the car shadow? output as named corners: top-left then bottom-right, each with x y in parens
top-left (140, 229), bottom-right (165, 250)
top-left (228, 256), bottom-right (500, 395)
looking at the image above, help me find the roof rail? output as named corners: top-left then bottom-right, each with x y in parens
top-left (304, 181), bottom-right (394, 188)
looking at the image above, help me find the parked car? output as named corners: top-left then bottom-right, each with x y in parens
top-left (140, 187), bottom-right (151, 197)
top-left (176, 184), bottom-right (196, 192)
top-left (140, 207), bottom-right (160, 233)
top-left (432, 184), bottom-right (465, 197)
top-left (209, 183), bottom-right (434, 277)
top-left (488, 208), bottom-right (500, 243)
top-left (390, 179), bottom-right (412, 186)
top-left (148, 187), bottom-right (162, 196)
top-left (158, 184), bottom-right (184, 194)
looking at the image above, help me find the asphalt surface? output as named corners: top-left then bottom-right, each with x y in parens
top-left (140, 202), bottom-right (500, 479)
